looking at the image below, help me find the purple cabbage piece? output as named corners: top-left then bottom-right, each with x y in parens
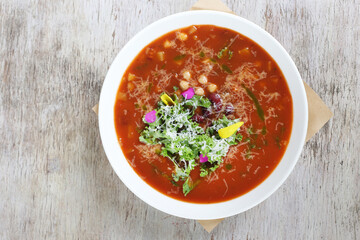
top-left (199, 154), bottom-right (208, 163)
top-left (181, 88), bottom-right (195, 99)
top-left (144, 110), bottom-right (156, 123)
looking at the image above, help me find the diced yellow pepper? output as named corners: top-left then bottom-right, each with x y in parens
top-left (218, 122), bottom-right (244, 139)
top-left (160, 93), bottom-right (175, 106)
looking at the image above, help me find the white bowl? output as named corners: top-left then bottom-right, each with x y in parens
top-left (99, 10), bottom-right (308, 220)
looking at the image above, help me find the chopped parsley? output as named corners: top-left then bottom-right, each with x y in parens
top-left (217, 46), bottom-right (234, 60)
top-left (217, 47), bottom-right (228, 59)
top-left (173, 54), bottom-right (186, 61)
top-left (242, 84), bottom-right (265, 121)
top-left (228, 50), bottom-right (233, 59)
top-left (139, 93), bottom-right (243, 196)
top-left (262, 126), bottom-right (267, 135)
top-left (221, 64), bottom-right (233, 74)
top-left (225, 164), bottom-right (232, 170)
top-left (275, 136), bottom-right (281, 149)
top-left (147, 83), bottom-right (152, 93)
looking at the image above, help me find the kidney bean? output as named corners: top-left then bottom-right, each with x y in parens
top-left (192, 114), bottom-right (205, 123)
top-left (225, 103), bottom-right (234, 115)
top-left (208, 93), bottom-right (223, 112)
top-left (202, 107), bottom-right (212, 118)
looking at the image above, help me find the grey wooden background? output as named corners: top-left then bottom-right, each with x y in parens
top-left (1, 0), bottom-right (359, 239)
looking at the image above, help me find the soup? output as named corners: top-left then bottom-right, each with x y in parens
top-left (114, 25), bottom-right (293, 203)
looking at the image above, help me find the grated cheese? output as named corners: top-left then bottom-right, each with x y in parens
top-left (135, 144), bottom-right (161, 163)
top-left (222, 179), bottom-right (229, 197)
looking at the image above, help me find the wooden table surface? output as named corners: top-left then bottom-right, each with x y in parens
top-left (1, 0), bottom-right (359, 239)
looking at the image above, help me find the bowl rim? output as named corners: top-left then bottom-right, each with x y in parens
top-left (99, 10), bottom-right (308, 220)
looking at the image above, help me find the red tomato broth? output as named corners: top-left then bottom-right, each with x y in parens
top-left (114, 25), bottom-right (293, 203)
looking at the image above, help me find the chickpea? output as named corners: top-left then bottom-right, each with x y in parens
top-left (180, 80), bottom-right (189, 90)
top-left (195, 87), bottom-right (205, 96)
top-left (117, 92), bottom-right (127, 101)
top-left (163, 40), bottom-right (172, 48)
top-left (177, 32), bottom-right (188, 41)
top-left (183, 71), bottom-right (191, 80)
top-left (128, 73), bottom-right (136, 81)
top-left (127, 82), bottom-right (135, 91)
top-left (208, 83), bottom-right (217, 93)
top-left (157, 51), bottom-right (165, 61)
top-left (198, 75), bottom-right (208, 84)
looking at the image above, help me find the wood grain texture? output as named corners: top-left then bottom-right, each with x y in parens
top-left (0, 0), bottom-right (359, 239)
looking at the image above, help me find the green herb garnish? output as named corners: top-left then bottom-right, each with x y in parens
top-left (147, 83), bottom-right (153, 93)
top-left (199, 51), bottom-right (205, 58)
top-left (281, 126), bottom-right (286, 134)
top-left (139, 94), bottom-right (243, 196)
top-left (171, 180), bottom-right (179, 187)
top-left (217, 47), bottom-right (228, 59)
top-left (262, 126), bottom-right (267, 135)
top-left (217, 47), bottom-right (233, 60)
top-left (151, 163), bottom-right (172, 181)
top-left (242, 84), bottom-right (265, 121)
top-left (275, 136), bottom-right (281, 149)
top-left (222, 64), bottom-right (233, 74)
top-left (174, 54), bottom-right (186, 61)
top-left (136, 63), bottom-right (148, 70)
top-left (228, 50), bottom-right (233, 59)
top-left (183, 178), bottom-right (200, 196)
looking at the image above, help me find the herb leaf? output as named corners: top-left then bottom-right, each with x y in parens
top-left (174, 54), bottom-right (186, 61)
top-left (218, 47), bottom-right (233, 60)
top-left (228, 50), bottom-right (233, 59)
top-left (222, 64), bottom-right (233, 74)
top-left (262, 126), bottom-right (267, 135)
top-left (147, 83), bottom-right (152, 93)
top-left (242, 84), bottom-right (265, 121)
top-left (183, 178), bottom-right (193, 196)
top-left (217, 47), bottom-right (228, 59)
top-left (184, 95), bottom-right (211, 108)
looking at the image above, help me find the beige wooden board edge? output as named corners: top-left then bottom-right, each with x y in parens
top-left (304, 82), bottom-right (333, 141)
top-left (190, 0), bottom-right (233, 14)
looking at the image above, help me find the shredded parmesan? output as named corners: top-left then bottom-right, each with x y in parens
top-left (128, 157), bottom-right (136, 167)
top-left (275, 122), bottom-right (284, 131)
top-left (253, 166), bottom-right (261, 175)
top-left (222, 179), bottom-right (229, 197)
top-left (205, 171), bottom-right (219, 183)
top-left (259, 90), bottom-right (281, 103)
top-left (135, 144), bottom-right (161, 163)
